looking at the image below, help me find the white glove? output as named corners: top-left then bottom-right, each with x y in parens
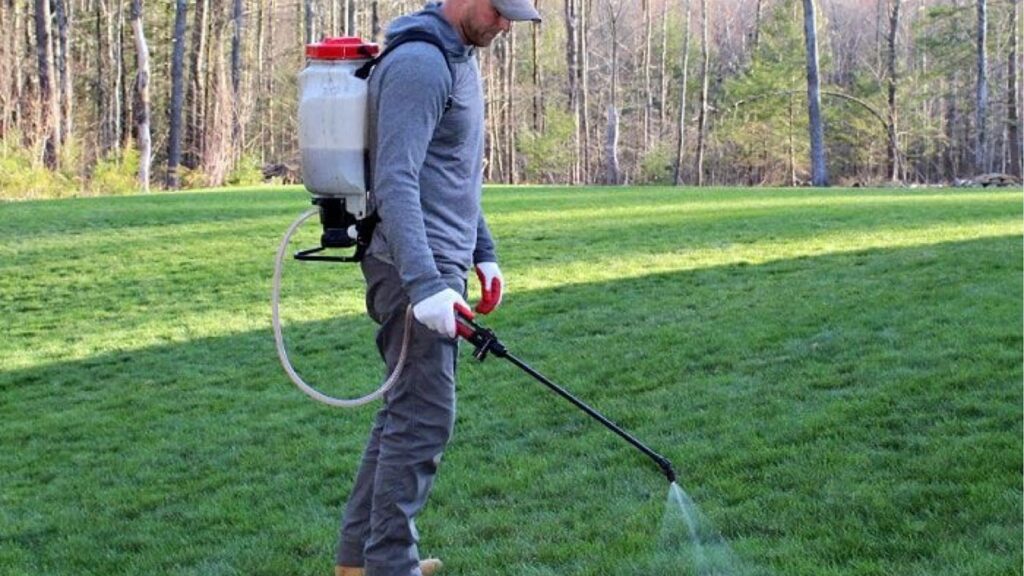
top-left (474, 262), bottom-right (504, 314)
top-left (412, 288), bottom-right (473, 338)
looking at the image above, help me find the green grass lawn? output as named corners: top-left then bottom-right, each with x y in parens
top-left (1, 185), bottom-right (1021, 576)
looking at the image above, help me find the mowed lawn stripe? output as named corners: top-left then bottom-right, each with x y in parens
top-left (0, 186), bottom-right (1020, 576)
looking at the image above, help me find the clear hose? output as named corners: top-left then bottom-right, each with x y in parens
top-left (271, 208), bottom-right (412, 407)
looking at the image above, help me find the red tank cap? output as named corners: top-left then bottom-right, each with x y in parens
top-left (306, 37), bottom-right (380, 61)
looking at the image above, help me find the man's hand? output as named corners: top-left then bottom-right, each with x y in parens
top-left (413, 288), bottom-right (474, 338)
top-left (474, 262), bottom-right (503, 314)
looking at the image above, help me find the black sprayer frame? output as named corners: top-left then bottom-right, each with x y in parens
top-left (456, 314), bottom-right (678, 484)
top-left (294, 197), bottom-right (379, 263)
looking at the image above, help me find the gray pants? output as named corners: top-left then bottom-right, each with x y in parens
top-left (336, 256), bottom-right (464, 576)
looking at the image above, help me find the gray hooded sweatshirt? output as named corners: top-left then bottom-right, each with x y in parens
top-left (366, 2), bottom-right (497, 305)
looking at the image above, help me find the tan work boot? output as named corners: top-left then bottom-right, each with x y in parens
top-left (335, 558), bottom-right (443, 576)
top-left (419, 558), bottom-right (443, 575)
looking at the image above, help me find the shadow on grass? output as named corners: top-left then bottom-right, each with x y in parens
top-left (1, 236), bottom-right (1021, 575)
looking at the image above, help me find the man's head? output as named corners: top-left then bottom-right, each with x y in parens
top-left (444, 0), bottom-right (542, 48)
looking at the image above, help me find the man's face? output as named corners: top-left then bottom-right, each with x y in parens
top-left (462, 0), bottom-right (511, 47)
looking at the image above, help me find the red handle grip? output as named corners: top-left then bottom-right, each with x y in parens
top-left (454, 302), bottom-right (476, 340)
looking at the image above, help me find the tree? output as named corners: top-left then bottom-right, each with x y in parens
top-left (604, 0), bottom-right (625, 185)
top-left (185, 0), bottom-right (208, 169)
top-left (507, 29), bottom-right (517, 183)
top-left (694, 0), bottom-right (709, 185)
top-left (640, 0), bottom-right (652, 152)
top-left (168, 0), bottom-right (188, 189)
top-left (130, 0), bottom-right (151, 192)
top-left (975, 0), bottom-right (988, 173)
top-left (231, 0), bottom-right (244, 156)
top-left (578, 0), bottom-right (591, 182)
top-left (34, 0), bottom-right (60, 168)
top-left (673, 0), bottom-right (692, 185)
top-left (564, 0), bottom-right (581, 183)
top-left (885, 0), bottom-right (901, 181)
top-left (532, 0), bottom-right (543, 132)
top-left (801, 0), bottom-right (827, 186)
top-left (306, 0), bottom-right (317, 44)
top-left (53, 0), bottom-right (70, 145)
top-left (2, 0), bottom-right (1020, 194)
top-left (1006, 0), bottom-right (1020, 177)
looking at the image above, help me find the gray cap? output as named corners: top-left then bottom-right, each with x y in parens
top-left (493, 0), bottom-right (542, 22)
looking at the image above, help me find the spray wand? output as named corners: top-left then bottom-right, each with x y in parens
top-left (455, 311), bottom-right (678, 484)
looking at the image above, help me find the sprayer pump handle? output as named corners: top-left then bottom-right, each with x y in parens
top-left (455, 304), bottom-right (477, 340)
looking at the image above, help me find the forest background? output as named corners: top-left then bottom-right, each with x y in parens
top-left (0, 0), bottom-right (1020, 199)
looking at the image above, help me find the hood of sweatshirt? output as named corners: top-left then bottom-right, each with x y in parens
top-left (384, 2), bottom-right (475, 62)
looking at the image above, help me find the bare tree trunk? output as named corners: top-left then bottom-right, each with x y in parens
top-left (532, 0), bottom-right (542, 132)
top-left (231, 0), bottom-right (243, 159)
top-left (346, 0), bottom-right (354, 37)
top-left (1, 0), bottom-right (25, 139)
top-left (564, 0), bottom-right (580, 183)
top-left (975, 0), bottom-right (988, 173)
top-left (5, 0), bottom-right (22, 137)
top-left (185, 0), bottom-right (208, 169)
top-left (485, 48), bottom-right (495, 181)
top-left (130, 0), bottom-right (151, 192)
top-left (0, 1), bottom-right (9, 137)
top-left (95, 0), bottom-right (110, 154)
top-left (34, 0), bottom-right (59, 168)
top-left (640, 0), bottom-right (652, 153)
top-left (945, 78), bottom-right (959, 178)
top-left (53, 0), bottom-right (70, 145)
top-left (1007, 0), bottom-right (1021, 178)
top-left (604, 1), bottom-right (622, 185)
top-left (168, 0), bottom-right (188, 189)
top-left (753, 0), bottom-right (763, 53)
top-left (267, 0), bottom-right (276, 160)
top-left (694, 0), bottom-right (709, 186)
top-left (579, 0), bottom-right (590, 182)
top-left (788, 91), bottom-right (796, 185)
top-left (875, 0), bottom-right (884, 72)
top-left (24, 0), bottom-right (38, 150)
top-left (255, 0), bottom-right (265, 162)
top-left (505, 29), bottom-right (517, 184)
top-left (802, 0), bottom-right (828, 186)
top-left (886, 0), bottom-right (901, 182)
top-left (306, 0), bottom-right (316, 44)
top-left (117, 0), bottom-right (129, 148)
top-left (673, 0), bottom-right (692, 186)
top-left (605, 105), bottom-right (620, 184)
top-left (491, 42), bottom-right (504, 180)
top-left (204, 14), bottom-right (232, 186)
top-left (372, 0), bottom-right (380, 43)
top-left (658, 0), bottom-right (669, 135)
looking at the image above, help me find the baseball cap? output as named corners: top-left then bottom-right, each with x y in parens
top-left (492, 0), bottom-right (542, 22)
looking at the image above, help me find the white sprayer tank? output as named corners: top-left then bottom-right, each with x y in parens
top-left (298, 37), bottom-right (380, 218)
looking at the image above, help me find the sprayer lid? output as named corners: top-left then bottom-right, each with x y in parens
top-left (306, 37), bottom-right (380, 61)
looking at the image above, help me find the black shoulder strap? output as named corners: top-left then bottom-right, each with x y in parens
top-left (355, 31), bottom-right (456, 113)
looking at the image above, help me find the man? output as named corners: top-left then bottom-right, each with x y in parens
top-left (335, 1), bottom-right (541, 575)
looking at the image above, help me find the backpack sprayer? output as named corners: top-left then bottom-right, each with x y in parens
top-left (271, 37), bottom-right (677, 483)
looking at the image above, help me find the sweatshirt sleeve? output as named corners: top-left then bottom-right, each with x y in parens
top-left (371, 44), bottom-right (452, 305)
top-left (473, 212), bottom-right (497, 264)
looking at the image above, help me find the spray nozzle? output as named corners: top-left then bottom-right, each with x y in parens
top-left (655, 455), bottom-right (678, 484)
